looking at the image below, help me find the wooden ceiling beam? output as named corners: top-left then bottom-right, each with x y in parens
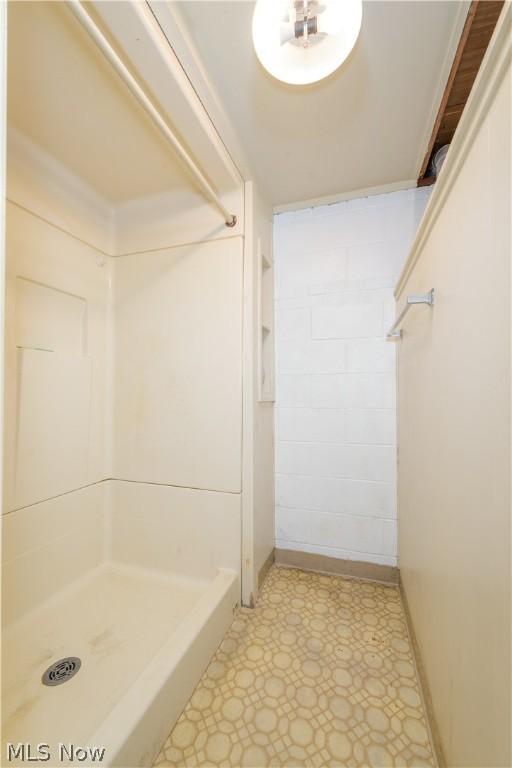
top-left (417, 0), bottom-right (504, 183)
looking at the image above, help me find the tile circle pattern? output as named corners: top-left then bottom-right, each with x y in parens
top-left (155, 566), bottom-right (435, 768)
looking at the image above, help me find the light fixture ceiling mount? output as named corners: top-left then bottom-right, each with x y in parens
top-left (252, 0), bottom-right (363, 86)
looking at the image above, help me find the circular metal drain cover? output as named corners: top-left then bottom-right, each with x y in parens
top-left (42, 657), bottom-right (81, 687)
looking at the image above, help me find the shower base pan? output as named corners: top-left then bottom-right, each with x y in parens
top-left (2, 562), bottom-right (238, 767)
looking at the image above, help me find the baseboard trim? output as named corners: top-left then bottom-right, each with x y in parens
top-left (399, 575), bottom-right (445, 767)
top-left (258, 548), bottom-right (275, 589)
top-left (274, 548), bottom-right (399, 586)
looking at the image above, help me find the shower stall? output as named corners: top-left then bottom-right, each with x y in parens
top-left (1, 2), bottom-right (274, 765)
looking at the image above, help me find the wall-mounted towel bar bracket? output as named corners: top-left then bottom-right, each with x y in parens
top-left (387, 289), bottom-right (435, 340)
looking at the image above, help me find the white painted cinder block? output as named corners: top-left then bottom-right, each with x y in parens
top-left (276, 306), bottom-right (311, 342)
top-left (311, 373), bottom-right (395, 409)
top-left (345, 409), bottom-right (396, 445)
top-left (274, 187), bottom-right (430, 566)
top-left (276, 442), bottom-right (395, 482)
top-left (276, 408), bottom-right (347, 443)
top-left (275, 474), bottom-right (395, 518)
top-left (311, 303), bottom-right (383, 339)
top-left (277, 339), bottom-right (347, 376)
top-left (346, 339), bottom-right (395, 373)
top-left (276, 374), bottom-right (312, 407)
top-left (311, 512), bottom-right (396, 556)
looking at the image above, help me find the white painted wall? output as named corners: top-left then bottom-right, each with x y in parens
top-left (396, 8), bottom-right (511, 765)
top-left (251, 186), bottom-right (275, 589)
top-left (241, 181), bottom-right (275, 606)
top-left (0, 0), bottom-right (6, 528)
top-left (274, 187), bottom-right (430, 566)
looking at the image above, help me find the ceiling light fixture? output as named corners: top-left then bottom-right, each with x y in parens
top-left (252, 0), bottom-right (362, 86)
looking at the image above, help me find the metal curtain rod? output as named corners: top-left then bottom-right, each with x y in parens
top-left (66, 1), bottom-right (237, 228)
top-left (387, 289), bottom-right (435, 339)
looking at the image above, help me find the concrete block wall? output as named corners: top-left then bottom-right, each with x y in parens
top-left (274, 187), bottom-right (430, 566)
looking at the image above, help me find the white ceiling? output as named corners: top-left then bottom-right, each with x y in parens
top-left (174, 0), bottom-right (467, 208)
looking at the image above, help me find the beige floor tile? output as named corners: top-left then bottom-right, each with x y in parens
top-left (155, 566), bottom-right (435, 768)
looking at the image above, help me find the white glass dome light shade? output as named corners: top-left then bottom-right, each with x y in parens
top-left (252, 0), bottom-right (363, 86)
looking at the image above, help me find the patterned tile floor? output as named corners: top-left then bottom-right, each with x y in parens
top-left (155, 566), bottom-right (436, 768)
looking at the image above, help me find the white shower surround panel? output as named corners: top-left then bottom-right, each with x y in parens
top-left (3, 202), bottom-right (109, 513)
top-left (273, 187), bottom-right (431, 566)
top-left (112, 238), bottom-right (243, 494)
top-left (3, 149), bottom-right (244, 765)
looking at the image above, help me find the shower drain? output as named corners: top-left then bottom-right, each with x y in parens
top-left (42, 657), bottom-right (81, 687)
